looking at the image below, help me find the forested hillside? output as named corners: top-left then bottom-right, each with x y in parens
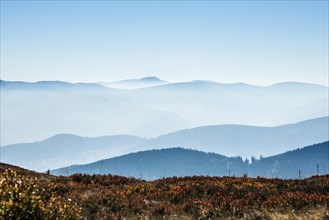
top-left (52, 141), bottom-right (329, 180)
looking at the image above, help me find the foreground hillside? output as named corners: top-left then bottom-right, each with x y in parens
top-left (53, 141), bottom-right (329, 180)
top-left (1, 164), bottom-right (328, 219)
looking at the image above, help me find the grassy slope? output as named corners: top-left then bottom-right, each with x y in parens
top-left (1, 162), bottom-right (328, 219)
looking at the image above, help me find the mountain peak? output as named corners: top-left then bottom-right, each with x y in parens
top-left (139, 76), bottom-right (165, 82)
top-left (100, 76), bottom-right (168, 89)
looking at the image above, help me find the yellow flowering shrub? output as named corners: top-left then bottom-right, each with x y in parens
top-left (0, 169), bottom-right (81, 220)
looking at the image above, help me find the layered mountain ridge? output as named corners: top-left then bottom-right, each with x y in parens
top-left (1, 78), bottom-right (328, 145)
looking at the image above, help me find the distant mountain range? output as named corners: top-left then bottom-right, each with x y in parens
top-left (52, 141), bottom-right (329, 180)
top-left (1, 78), bottom-right (328, 145)
top-left (1, 135), bottom-right (146, 171)
top-left (99, 76), bottom-right (169, 89)
top-left (137, 116), bottom-right (329, 158)
top-left (1, 117), bottom-right (328, 172)
top-left (0, 79), bottom-right (111, 91)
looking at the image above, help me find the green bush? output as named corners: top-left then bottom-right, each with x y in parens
top-left (0, 169), bottom-right (81, 220)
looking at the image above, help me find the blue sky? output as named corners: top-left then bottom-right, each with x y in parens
top-left (1, 0), bottom-right (328, 85)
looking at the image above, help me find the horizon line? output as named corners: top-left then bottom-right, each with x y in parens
top-left (1, 78), bottom-right (328, 88)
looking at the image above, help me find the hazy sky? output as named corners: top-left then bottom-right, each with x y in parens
top-left (1, 1), bottom-right (328, 85)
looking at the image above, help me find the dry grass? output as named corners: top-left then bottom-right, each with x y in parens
top-left (1, 163), bottom-right (328, 219)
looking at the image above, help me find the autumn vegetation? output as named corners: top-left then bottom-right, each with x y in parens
top-left (0, 163), bottom-right (328, 219)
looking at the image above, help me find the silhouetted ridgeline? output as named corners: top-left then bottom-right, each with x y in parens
top-left (52, 141), bottom-right (329, 180)
top-left (2, 116), bottom-right (328, 172)
top-left (1, 134), bottom-right (146, 171)
top-left (250, 141), bottom-right (329, 178)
